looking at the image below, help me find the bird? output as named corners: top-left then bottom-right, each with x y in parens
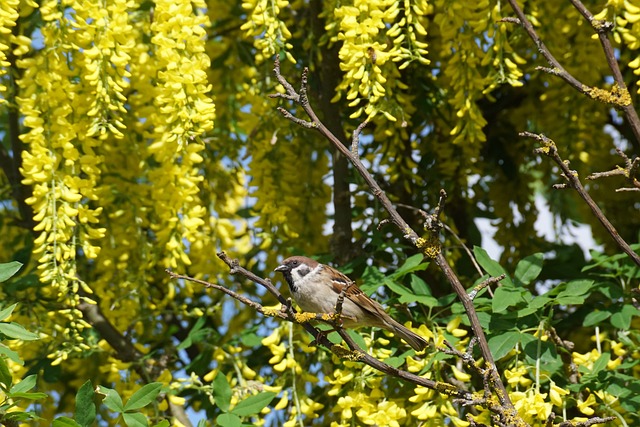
top-left (274, 255), bottom-right (428, 351)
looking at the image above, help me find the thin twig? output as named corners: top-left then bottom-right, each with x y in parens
top-left (505, 0), bottom-right (640, 147)
top-left (351, 120), bottom-right (369, 158)
top-left (523, 131), bottom-right (640, 267)
top-left (468, 274), bottom-right (505, 300)
top-left (558, 417), bottom-right (617, 427)
top-left (397, 201), bottom-right (484, 278)
top-left (568, 0), bottom-right (640, 142)
top-left (587, 148), bottom-right (640, 191)
top-left (334, 280), bottom-right (353, 318)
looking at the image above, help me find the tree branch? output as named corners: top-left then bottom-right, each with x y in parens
top-left (167, 253), bottom-right (475, 402)
top-left (587, 148), bottom-right (640, 192)
top-left (505, 0), bottom-right (640, 149)
top-left (523, 131), bottom-right (640, 267)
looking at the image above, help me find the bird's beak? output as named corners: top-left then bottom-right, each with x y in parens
top-left (274, 264), bottom-right (287, 272)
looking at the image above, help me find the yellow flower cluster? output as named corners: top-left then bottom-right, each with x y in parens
top-left (594, 1), bottom-right (640, 93)
top-left (246, 103), bottom-right (330, 259)
top-left (328, 0), bottom-right (430, 120)
top-left (149, 0), bottom-right (215, 269)
top-left (72, 0), bottom-right (133, 139)
top-left (262, 325), bottom-right (325, 425)
top-left (18, 19), bottom-right (105, 288)
top-left (241, 0), bottom-right (295, 63)
top-left (17, 1), bottom-right (105, 363)
top-left (0, 0), bottom-right (19, 103)
top-left (511, 389), bottom-right (553, 424)
top-left (433, 0), bottom-right (489, 146)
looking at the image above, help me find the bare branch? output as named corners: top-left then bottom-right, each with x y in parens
top-left (334, 280), bottom-right (353, 318)
top-left (351, 120), bottom-right (369, 158)
top-left (523, 131), bottom-right (640, 267)
top-left (468, 274), bottom-right (505, 300)
top-left (558, 416), bottom-right (617, 427)
top-left (587, 148), bottom-right (640, 191)
top-left (506, 0), bottom-right (640, 150)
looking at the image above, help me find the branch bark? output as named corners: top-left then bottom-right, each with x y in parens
top-left (505, 0), bottom-right (640, 152)
top-left (524, 131), bottom-right (640, 267)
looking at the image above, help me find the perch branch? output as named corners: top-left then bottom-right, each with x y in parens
top-left (168, 255), bottom-right (474, 401)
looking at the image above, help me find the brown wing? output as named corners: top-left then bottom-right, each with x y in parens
top-left (328, 268), bottom-right (388, 318)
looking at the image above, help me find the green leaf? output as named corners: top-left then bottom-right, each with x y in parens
top-left (611, 304), bottom-right (639, 330)
top-left (10, 374), bottom-right (36, 393)
top-left (0, 262), bottom-right (22, 282)
top-left (403, 276), bottom-right (439, 307)
top-left (557, 280), bottom-right (594, 297)
top-left (583, 310), bottom-right (611, 327)
top-left (360, 265), bottom-right (386, 294)
top-left (9, 391), bottom-right (48, 400)
top-left (409, 275), bottom-right (432, 296)
top-left (240, 332), bottom-right (263, 347)
top-left (3, 411), bottom-right (39, 422)
top-left (0, 322), bottom-right (40, 341)
top-left (488, 332), bottom-right (521, 361)
top-left (473, 247), bottom-right (513, 286)
top-left (53, 417), bottom-right (82, 427)
top-left (216, 413), bottom-right (242, 427)
top-left (514, 253), bottom-right (544, 286)
top-left (390, 254), bottom-right (428, 278)
top-left (75, 380), bottom-right (96, 427)
top-left (213, 372), bottom-right (232, 412)
top-left (0, 356), bottom-right (12, 388)
top-left (124, 382), bottom-right (163, 411)
top-left (554, 294), bottom-right (588, 305)
top-left (153, 421), bottom-right (170, 427)
top-left (97, 385), bottom-right (125, 413)
top-left (383, 356), bottom-right (405, 368)
top-left (178, 317), bottom-right (212, 350)
top-left (590, 353), bottom-right (611, 376)
top-left (346, 329), bottom-right (367, 350)
top-left (398, 293), bottom-right (438, 308)
top-left (231, 392), bottom-right (276, 416)
top-left (492, 286), bottom-right (526, 313)
top-left (528, 295), bottom-right (551, 311)
top-left (521, 339), bottom-right (563, 376)
top-left (0, 304), bottom-right (17, 322)
top-left (383, 279), bottom-right (413, 297)
top-left (0, 343), bottom-right (23, 365)
top-left (123, 411), bottom-right (148, 427)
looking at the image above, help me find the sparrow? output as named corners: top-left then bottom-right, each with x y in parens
top-left (274, 256), bottom-right (428, 351)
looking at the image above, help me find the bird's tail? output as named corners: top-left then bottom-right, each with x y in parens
top-left (386, 319), bottom-right (428, 351)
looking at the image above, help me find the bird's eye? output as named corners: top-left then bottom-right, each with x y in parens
top-left (291, 260), bottom-right (298, 266)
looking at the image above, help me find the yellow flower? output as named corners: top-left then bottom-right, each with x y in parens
top-left (549, 382), bottom-right (569, 407)
top-left (241, 0), bottom-right (295, 63)
top-left (577, 393), bottom-right (597, 416)
top-left (505, 365), bottom-right (533, 388)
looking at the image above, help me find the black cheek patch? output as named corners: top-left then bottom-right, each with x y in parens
top-left (297, 265), bottom-right (311, 277)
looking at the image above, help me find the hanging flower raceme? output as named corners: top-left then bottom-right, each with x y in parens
top-left (149, 0), bottom-right (215, 270)
top-left (17, 3), bottom-right (106, 363)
